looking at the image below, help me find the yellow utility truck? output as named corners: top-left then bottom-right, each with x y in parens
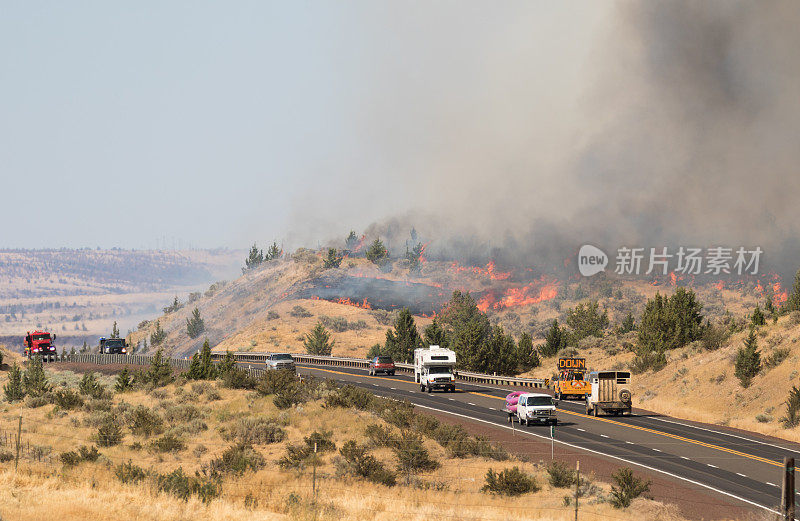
top-left (553, 357), bottom-right (591, 400)
top-left (585, 370), bottom-right (632, 416)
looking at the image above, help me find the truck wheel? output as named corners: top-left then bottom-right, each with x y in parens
top-left (552, 419), bottom-right (558, 426)
top-left (507, 414), bottom-right (513, 423)
top-left (427, 385), bottom-right (432, 393)
top-left (420, 384), bottom-right (425, 392)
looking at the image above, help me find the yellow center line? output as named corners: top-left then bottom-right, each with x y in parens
top-left (296, 363), bottom-right (780, 467)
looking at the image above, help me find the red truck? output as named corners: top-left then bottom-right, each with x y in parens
top-left (24, 330), bottom-right (58, 361)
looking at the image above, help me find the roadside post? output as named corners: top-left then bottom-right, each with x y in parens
top-left (550, 423), bottom-right (555, 459)
top-left (782, 456), bottom-right (795, 521)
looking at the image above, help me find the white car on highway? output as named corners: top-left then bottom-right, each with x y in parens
top-left (506, 392), bottom-right (558, 426)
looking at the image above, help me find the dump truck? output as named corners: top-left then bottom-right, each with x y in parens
top-left (585, 370), bottom-right (632, 416)
top-left (414, 345), bottom-right (456, 393)
top-left (24, 330), bottom-right (58, 361)
top-left (553, 357), bottom-right (591, 400)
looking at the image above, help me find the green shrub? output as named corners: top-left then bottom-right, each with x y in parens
top-left (23, 356), bottom-right (50, 397)
top-left (482, 467), bottom-right (539, 496)
top-left (127, 406), bottom-right (165, 437)
top-left (338, 440), bottom-right (396, 486)
top-left (156, 467), bottom-right (220, 503)
top-left (278, 431), bottom-right (335, 469)
top-left (609, 467), bottom-right (651, 508)
top-left (255, 369), bottom-right (296, 396)
top-left (114, 460), bottom-right (147, 483)
top-left (222, 417), bottom-right (286, 445)
top-left (630, 349), bottom-right (668, 374)
top-left (324, 385), bottom-right (375, 410)
top-left (60, 445), bottom-right (100, 466)
top-left (222, 368), bottom-right (257, 390)
top-left (304, 430), bottom-right (336, 453)
top-left (3, 363), bottom-right (25, 402)
top-left (365, 424), bottom-right (397, 447)
top-left (163, 404), bottom-right (201, 423)
top-left (547, 460), bottom-right (577, 488)
top-left (53, 388), bottom-right (84, 410)
top-left (289, 305), bottom-right (313, 318)
top-left (115, 366), bottom-right (133, 392)
top-left (273, 383), bottom-right (307, 410)
top-left (304, 322), bottom-right (334, 355)
top-left (78, 372), bottom-right (106, 399)
top-left (95, 419), bottom-right (124, 447)
top-left (392, 430), bottom-right (440, 478)
top-left (765, 347), bottom-right (791, 368)
top-left (208, 443), bottom-right (266, 475)
top-left (735, 328), bottom-right (762, 388)
top-left (0, 451), bottom-right (13, 462)
top-left (149, 434), bottom-right (186, 453)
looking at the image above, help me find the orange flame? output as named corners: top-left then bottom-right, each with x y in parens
top-left (476, 278), bottom-right (559, 312)
top-left (449, 261), bottom-right (512, 280)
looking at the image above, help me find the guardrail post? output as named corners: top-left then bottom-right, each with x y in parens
top-left (782, 456), bottom-right (795, 521)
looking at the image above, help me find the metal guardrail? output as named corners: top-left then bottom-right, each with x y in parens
top-left (55, 351), bottom-right (547, 389)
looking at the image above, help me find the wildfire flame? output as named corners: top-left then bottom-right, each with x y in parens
top-left (477, 277), bottom-right (559, 312)
top-left (449, 260), bottom-right (512, 280)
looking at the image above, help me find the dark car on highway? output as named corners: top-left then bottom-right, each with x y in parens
top-left (369, 356), bottom-right (395, 376)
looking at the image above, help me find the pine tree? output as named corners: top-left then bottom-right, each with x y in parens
top-left (115, 366), bottom-right (132, 392)
top-left (751, 305), bottom-right (766, 327)
top-left (304, 323), bottom-right (334, 356)
top-left (765, 297), bottom-right (777, 317)
top-left (384, 308), bottom-right (421, 363)
top-left (111, 321), bottom-right (120, 339)
top-left (437, 291), bottom-right (492, 372)
top-left (620, 312), bottom-right (636, 333)
top-left (406, 242), bottom-right (424, 274)
top-left (23, 356), bottom-right (50, 397)
top-left (323, 248), bottom-right (343, 269)
top-left (423, 319), bottom-right (448, 349)
top-left (3, 363), bottom-right (24, 402)
top-left (187, 352), bottom-right (202, 379)
top-left (735, 328), bottom-right (762, 387)
top-left (540, 319), bottom-right (568, 357)
top-left (150, 320), bottom-right (166, 346)
top-left (186, 307), bottom-right (205, 339)
top-left (785, 269), bottom-right (800, 313)
top-left (365, 238), bottom-right (388, 265)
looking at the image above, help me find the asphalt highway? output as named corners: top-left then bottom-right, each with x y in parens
top-left (263, 362), bottom-right (800, 516)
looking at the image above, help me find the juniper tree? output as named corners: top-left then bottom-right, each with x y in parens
top-left (3, 363), bottom-right (24, 402)
top-left (244, 243), bottom-right (264, 271)
top-left (620, 312), bottom-right (636, 333)
top-left (111, 321), bottom-right (120, 339)
top-left (115, 366), bottom-right (133, 392)
top-left (384, 308), bottom-right (421, 363)
top-left (785, 269), bottom-right (800, 313)
top-left (423, 319), bottom-right (448, 349)
top-left (437, 291), bottom-right (492, 372)
top-left (304, 323), bottom-right (334, 356)
top-left (146, 349), bottom-right (173, 387)
top-left (265, 241), bottom-right (281, 261)
top-left (150, 320), bottom-right (166, 346)
top-left (323, 248), bottom-right (343, 269)
top-left (365, 238), bottom-right (388, 265)
top-left (406, 242), bottom-right (423, 273)
top-left (345, 231), bottom-right (359, 251)
top-left (566, 301), bottom-right (609, 341)
top-left (735, 328), bottom-right (761, 388)
top-left (187, 339), bottom-right (216, 380)
top-left (751, 305), bottom-right (765, 327)
top-left (23, 356), bottom-right (50, 397)
top-left (780, 384), bottom-right (800, 428)
top-left (540, 319), bottom-right (568, 357)
top-left (516, 332), bottom-right (540, 371)
top-left (217, 351), bottom-right (236, 376)
top-left (186, 307), bottom-right (205, 339)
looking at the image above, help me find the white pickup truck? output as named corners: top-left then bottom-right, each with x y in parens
top-left (414, 345), bottom-right (456, 393)
top-left (505, 392), bottom-right (558, 426)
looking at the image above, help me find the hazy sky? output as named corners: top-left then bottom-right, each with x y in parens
top-left (1, 2), bottom-right (607, 250)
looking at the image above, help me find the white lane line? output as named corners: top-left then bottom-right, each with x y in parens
top-left (390, 387), bottom-right (396, 390)
top-left (489, 407), bottom-right (496, 411)
top-left (372, 384), bottom-right (379, 387)
top-left (736, 473), bottom-right (747, 478)
top-left (448, 398), bottom-right (455, 401)
top-left (680, 456), bottom-right (690, 460)
top-left (652, 448), bottom-right (661, 452)
top-left (467, 402), bottom-right (476, 406)
top-left (600, 434), bottom-right (609, 438)
top-left (767, 482), bottom-right (777, 487)
top-left (411, 402), bottom-right (784, 518)
top-left (625, 441), bottom-right (634, 445)
top-left (576, 428), bottom-right (585, 432)
top-left (707, 464), bottom-right (717, 468)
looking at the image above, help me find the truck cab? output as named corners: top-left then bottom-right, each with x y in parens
top-left (507, 392), bottom-right (558, 426)
top-left (24, 330), bottom-right (57, 361)
top-left (414, 345), bottom-right (456, 393)
top-left (266, 353), bottom-right (296, 372)
top-left (98, 337), bottom-right (127, 354)
top-left (585, 370), bottom-right (632, 416)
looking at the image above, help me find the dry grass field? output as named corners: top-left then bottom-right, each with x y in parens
top-left (0, 357), bottom-right (687, 521)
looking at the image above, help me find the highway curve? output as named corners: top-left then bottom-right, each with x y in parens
top-left (275, 362), bottom-right (800, 517)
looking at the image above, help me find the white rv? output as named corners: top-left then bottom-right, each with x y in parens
top-left (414, 345), bottom-right (457, 393)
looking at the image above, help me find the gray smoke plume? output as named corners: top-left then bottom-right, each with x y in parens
top-left (293, 2), bottom-right (800, 279)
